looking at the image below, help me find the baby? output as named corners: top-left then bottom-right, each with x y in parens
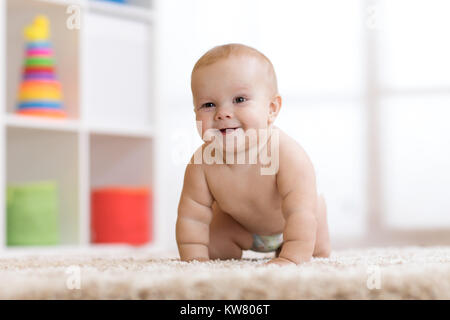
top-left (176, 43), bottom-right (331, 266)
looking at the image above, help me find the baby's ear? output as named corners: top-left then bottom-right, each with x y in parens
top-left (268, 95), bottom-right (282, 125)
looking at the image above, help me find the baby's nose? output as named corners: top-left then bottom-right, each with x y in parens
top-left (214, 106), bottom-right (233, 120)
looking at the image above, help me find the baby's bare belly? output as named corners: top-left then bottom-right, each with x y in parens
top-left (209, 175), bottom-right (286, 235)
top-left (204, 160), bottom-right (287, 235)
top-left (214, 198), bottom-right (285, 235)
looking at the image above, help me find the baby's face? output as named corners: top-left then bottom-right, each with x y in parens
top-left (191, 55), bottom-right (275, 150)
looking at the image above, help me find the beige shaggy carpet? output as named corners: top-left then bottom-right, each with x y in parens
top-left (0, 245), bottom-right (449, 299)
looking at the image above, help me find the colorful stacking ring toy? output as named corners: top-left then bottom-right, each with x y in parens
top-left (16, 15), bottom-right (66, 119)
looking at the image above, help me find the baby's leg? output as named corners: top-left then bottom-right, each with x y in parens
top-left (208, 201), bottom-right (254, 260)
top-left (312, 194), bottom-right (331, 257)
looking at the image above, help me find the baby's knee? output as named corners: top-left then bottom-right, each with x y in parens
top-left (209, 242), bottom-right (243, 260)
top-left (209, 233), bottom-right (243, 260)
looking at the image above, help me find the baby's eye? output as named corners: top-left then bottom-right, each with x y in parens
top-left (234, 97), bottom-right (246, 104)
top-left (202, 102), bottom-right (215, 108)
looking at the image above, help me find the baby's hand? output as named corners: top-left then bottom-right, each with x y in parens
top-left (264, 257), bottom-right (297, 267)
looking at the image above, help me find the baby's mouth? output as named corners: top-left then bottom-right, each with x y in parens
top-left (219, 127), bottom-right (239, 135)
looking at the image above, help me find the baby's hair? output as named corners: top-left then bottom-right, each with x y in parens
top-left (191, 43), bottom-right (279, 95)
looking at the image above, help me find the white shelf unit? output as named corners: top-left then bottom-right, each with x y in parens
top-left (0, 0), bottom-right (166, 253)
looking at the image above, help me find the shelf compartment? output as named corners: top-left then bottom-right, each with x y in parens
top-left (6, 127), bottom-right (80, 246)
top-left (89, 133), bottom-right (153, 244)
top-left (6, 0), bottom-right (80, 119)
top-left (84, 11), bottom-right (152, 129)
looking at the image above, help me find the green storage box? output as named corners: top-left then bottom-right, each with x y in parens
top-left (7, 180), bottom-right (60, 246)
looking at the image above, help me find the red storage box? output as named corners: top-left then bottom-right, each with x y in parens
top-left (91, 186), bottom-right (152, 245)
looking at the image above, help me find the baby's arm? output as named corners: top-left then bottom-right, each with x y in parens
top-left (176, 153), bottom-right (214, 262)
top-left (271, 142), bottom-right (318, 265)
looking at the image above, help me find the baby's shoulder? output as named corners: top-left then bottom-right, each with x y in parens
top-left (274, 127), bottom-right (313, 169)
top-left (275, 127), bottom-right (305, 155)
top-left (186, 143), bottom-right (217, 173)
top-left (187, 144), bottom-right (207, 165)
